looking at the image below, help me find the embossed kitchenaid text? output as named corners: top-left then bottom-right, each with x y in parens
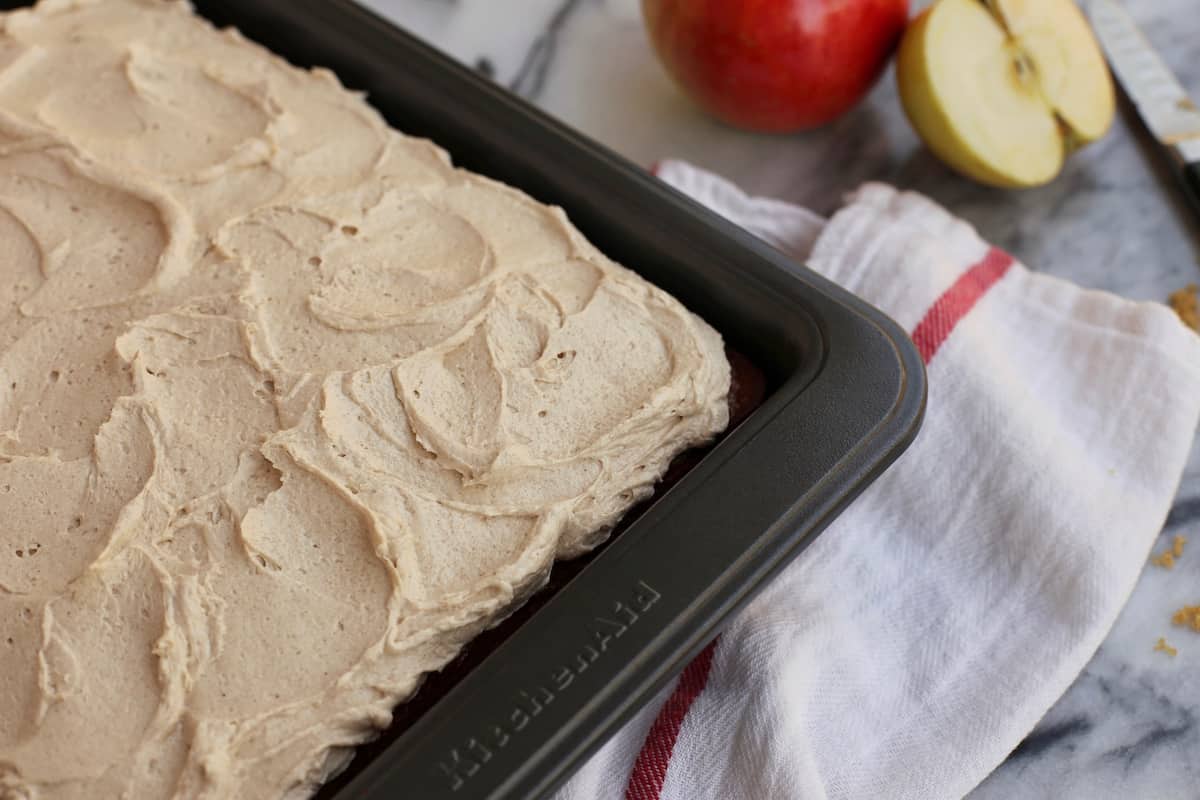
top-left (435, 579), bottom-right (662, 790)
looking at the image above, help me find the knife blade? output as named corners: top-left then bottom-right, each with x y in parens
top-left (1088, 0), bottom-right (1200, 216)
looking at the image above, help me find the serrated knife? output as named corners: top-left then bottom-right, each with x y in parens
top-left (1089, 0), bottom-right (1200, 217)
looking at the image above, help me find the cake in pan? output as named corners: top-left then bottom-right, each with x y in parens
top-left (0, 1), bottom-right (730, 797)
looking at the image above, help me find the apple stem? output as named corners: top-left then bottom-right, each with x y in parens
top-left (986, 2), bottom-right (1038, 92)
top-left (981, 0), bottom-right (1010, 32)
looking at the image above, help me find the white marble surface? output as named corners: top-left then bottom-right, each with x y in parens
top-left (356, 1), bottom-right (1200, 796)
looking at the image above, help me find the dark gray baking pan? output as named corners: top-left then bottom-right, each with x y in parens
top-left (0, 0), bottom-right (925, 796)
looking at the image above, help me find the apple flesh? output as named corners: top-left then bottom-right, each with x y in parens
top-left (642, 0), bottom-right (911, 133)
top-left (897, 0), bottom-right (1115, 188)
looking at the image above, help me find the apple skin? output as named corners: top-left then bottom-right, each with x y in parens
top-left (643, 0), bottom-right (911, 132)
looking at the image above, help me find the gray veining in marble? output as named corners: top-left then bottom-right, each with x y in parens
top-left (357, 1), bottom-right (1200, 796)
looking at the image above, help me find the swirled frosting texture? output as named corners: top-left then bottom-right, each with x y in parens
top-left (0, 1), bottom-right (731, 798)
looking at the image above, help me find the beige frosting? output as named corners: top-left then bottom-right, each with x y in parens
top-left (0, 1), bottom-right (730, 798)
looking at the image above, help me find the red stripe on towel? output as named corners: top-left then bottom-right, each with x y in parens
top-left (624, 639), bottom-right (719, 800)
top-left (911, 248), bottom-right (1014, 363)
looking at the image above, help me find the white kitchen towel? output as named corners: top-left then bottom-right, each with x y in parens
top-left (555, 161), bottom-right (1200, 800)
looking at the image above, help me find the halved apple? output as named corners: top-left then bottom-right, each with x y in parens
top-left (897, 0), bottom-right (1115, 188)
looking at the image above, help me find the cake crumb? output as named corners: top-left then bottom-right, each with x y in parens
top-left (1152, 534), bottom-right (1190, 566)
top-left (1154, 637), bottom-right (1178, 657)
top-left (1155, 535), bottom-right (1190, 568)
top-left (1169, 284), bottom-right (1200, 332)
top-left (1152, 550), bottom-right (1177, 569)
top-left (1172, 605), bottom-right (1200, 632)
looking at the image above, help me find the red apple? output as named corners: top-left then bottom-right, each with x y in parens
top-left (642, 0), bottom-right (911, 132)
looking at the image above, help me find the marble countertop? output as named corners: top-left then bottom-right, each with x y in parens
top-left (357, 1), bottom-right (1200, 796)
